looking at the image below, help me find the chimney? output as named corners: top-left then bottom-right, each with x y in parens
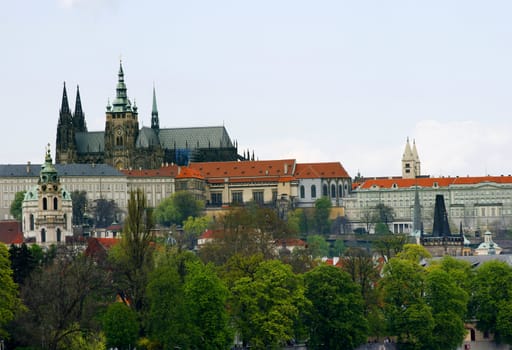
top-left (178, 166), bottom-right (181, 175)
top-left (26, 161), bottom-right (31, 173)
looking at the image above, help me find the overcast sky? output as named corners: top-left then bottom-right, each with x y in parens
top-left (2, 1), bottom-right (512, 178)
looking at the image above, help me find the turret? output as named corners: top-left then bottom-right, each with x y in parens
top-left (151, 85), bottom-right (160, 130)
top-left (73, 85), bottom-right (87, 132)
top-left (402, 137), bottom-right (420, 179)
top-left (56, 82), bottom-right (75, 163)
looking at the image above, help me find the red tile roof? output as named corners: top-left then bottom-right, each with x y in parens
top-left (356, 175), bottom-right (512, 190)
top-left (0, 221), bottom-right (23, 245)
top-left (189, 159), bottom-right (297, 179)
top-left (295, 162), bottom-right (350, 179)
top-left (175, 166), bottom-right (204, 180)
top-left (121, 164), bottom-right (180, 177)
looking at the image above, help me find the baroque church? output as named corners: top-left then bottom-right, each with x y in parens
top-left (56, 62), bottom-right (241, 169)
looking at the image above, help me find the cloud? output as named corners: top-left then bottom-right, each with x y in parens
top-left (414, 120), bottom-right (512, 177)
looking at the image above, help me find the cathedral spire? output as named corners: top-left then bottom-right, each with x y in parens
top-left (59, 82), bottom-right (71, 119)
top-left (111, 60), bottom-right (132, 112)
top-left (73, 85), bottom-right (87, 132)
top-left (151, 84), bottom-right (159, 130)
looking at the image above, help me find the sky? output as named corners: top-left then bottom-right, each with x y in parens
top-left (2, 1), bottom-right (512, 178)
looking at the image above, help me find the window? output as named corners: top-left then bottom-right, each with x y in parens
top-left (331, 184), bottom-right (336, 198)
top-left (54, 197), bottom-right (58, 210)
top-left (338, 184), bottom-right (343, 197)
top-left (211, 192), bottom-right (222, 206)
top-left (232, 191), bottom-right (243, 204)
top-left (57, 228), bottom-right (61, 242)
top-left (272, 190), bottom-right (278, 202)
top-left (300, 185), bottom-right (305, 199)
top-left (30, 214), bottom-right (34, 231)
top-left (323, 184), bottom-right (328, 197)
top-left (43, 197), bottom-right (48, 210)
top-left (311, 185), bottom-right (317, 198)
top-left (253, 191), bottom-right (264, 205)
top-left (41, 229), bottom-right (46, 243)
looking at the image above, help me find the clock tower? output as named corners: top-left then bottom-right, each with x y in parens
top-left (104, 61), bottom-right (140, 169)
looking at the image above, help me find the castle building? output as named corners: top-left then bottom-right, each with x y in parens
top-left (402, 137), bottom-right (421, 179)
top-left (22, 146), bottom-right (73, 244)
top-left (55, 61), bottom-right (240, 169)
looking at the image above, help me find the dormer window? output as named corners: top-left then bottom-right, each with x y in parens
top-left (392, 183), bottom-right (398, 189)
top-left (433, 182), bottom-right (438, 188)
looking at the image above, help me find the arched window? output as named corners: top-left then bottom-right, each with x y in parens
top-left (331, 184), bottom-right (336, 198)
top-left (63, 214), bottom-right (67, 229)
top-left (322, 184), bottom-right (328, 197)
top-left (311, 185), bottom-right (316, 198)
top-left (57, 228), bottom-right (61, 242)
top-left (41, 229), bottom-right (46, 243)
top-left (30, 214), bottom-right (35, 231)
top-left (42, 197), bottom-right (47, 210)
top-left (53, 197), bottom-right (58, 210)
top-left (338, 184), bottom-right (343, 197)
top-left (300, 185), bottom-right (305, 199)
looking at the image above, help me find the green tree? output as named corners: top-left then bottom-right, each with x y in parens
top-left (313, 197), bottom-right (331, 234)
top-left (71, 190), bottom-right (88, 226)
top-left (90, 198), bottom-right (121, 228)
top-left (0, 244), bottom-right (21, 339)
top-left (375, 203), bottom-right (395, 226)
top-left (154, 191), bottom-right (204, 227)
top-left (373, 233), bottom-right (407, 260)
top-left (231, 260), bottom-right (306, 349)
top-left (102, 303), bottom-right (139, 350)
top-left (380, 257), bottom-right (434, 349)
top-left (182, 215), bottom-right (211, 249)
top-left (13, 255), bottom-right (111, 350)
top-left (113, 189), bottom-right (155, 312)
top-left (9, 190), bottom-right (26, 220)
top-left (425, 268), bottom-right (468, 350)
top-left (146, 252), bottom-right (190, 349)
top-left (470, 260), bottom-right (512, 344)
top-left (396, 243), bottom-right (432, 263)
top-left (306, 235), bottom-right (329, 258)
top-left (304, 264), bottom-right (368, 350)
top-left (184, 261), bottom-right (233, 349)
top-left (374, 221), bottom-right (391, 234)
top-left (8, 243), bottom-right (37, 285)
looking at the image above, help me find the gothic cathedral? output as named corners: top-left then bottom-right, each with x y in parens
top-left (56, 61), bottom-right (240, 169)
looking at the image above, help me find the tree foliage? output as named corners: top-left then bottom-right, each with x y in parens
top-left (0, 244), bottom-right (21, 339)
top-left (10, 190), bottom-right (26, 221)
top-left (304, 264), bottom-right (368, 350)
top-left (306, 234), bottom-right (329, 258)
top-left (470, 260), bottom-right (512, 344)
top-left (71, 190), bottom-right (88, 226)
top-left (90, 197), bottom-right (121, 228)
top-left (8, 243), bottom-right (37, 285)
top-left (102, 303), bottom-right (139, 350)
top-left (14, 255), bottom-right (110, 350)
top-left (113, 189), bottom-right (155, 313)
top-left (154, 191), bottom-right (204, 227)
top-left (231, 260), bottom-right (306, 349)
top-left (313, 197), bottom-right (331, 234)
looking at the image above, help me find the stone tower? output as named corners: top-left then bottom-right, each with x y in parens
top-left (22, 145), bottom-right (73, 244)
top-left (402, 138), bottom-right (421, 179)
top-left (104, 61), bottom-right (140, 170)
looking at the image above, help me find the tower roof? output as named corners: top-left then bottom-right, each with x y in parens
top-left (110, 61), bottom-right (135, 113)
top-left (402, 137), bottom-right (414, 160)
top-left (73, 85), bottom-right (87, 132)
top-left (59, 82), bottom-right (72, 123)
top-left (151, 85), bottom-right (159, 130)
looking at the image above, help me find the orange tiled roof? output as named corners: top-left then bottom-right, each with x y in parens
top-left (188, 159), bottom-right (297, 180)
top-left (121, 164), bottom-right (180, 177)
top-left (176, 166), bottom-right (204, 180)
top-left (96, 237), bottom-right (121, 249)
top-left (295, 162), bottom-right (350, 179)
top-left (356, 175), bottom-right (512, 190)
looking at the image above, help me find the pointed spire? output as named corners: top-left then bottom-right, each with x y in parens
top-left (412, 185), bottom-right (422, 233)
top-left (59, 82), bottom-right (71, 119)
top-left (402, 137), bottom-right (413, 159)
top-left (73, 85), bottom-right (87, 132)
top-left (432, 194), bottom-right (451, 237)
top-left (412, 139), bottom-right (420, 161)
top-left (111, 60), bottom-right (131, 112)
top-left (151, 84), bottom-right (160, 130)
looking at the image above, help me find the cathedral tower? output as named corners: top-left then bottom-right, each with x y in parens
top-left (55, 82), bottom-right (76, 164)
top-left (104, 61), bottom-right (140, 169)
top-left (402, 138), bottom-right (421, 179)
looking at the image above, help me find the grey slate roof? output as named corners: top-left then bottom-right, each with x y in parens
top-left (158, 126), bottom-right (234, 149)
top-left (76, 131), bottom-right (105, 154)
top-left (428, 254), bottom-right (512, 268)
top-left (136, 127), bottom-right (160, 148)
top-left (0, 163), bottom-right (124, 177)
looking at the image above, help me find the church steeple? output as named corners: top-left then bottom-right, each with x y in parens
top-left (73, 85), bottom-right (87, 132)
top-left (402, 137), bottom-right (420, 179)
top-left (111, 60), bottom-right (133, 112)
top-left (59, 82), bottom-right (71, 123)
top-left (151, 85), bottom-right (159, 130)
